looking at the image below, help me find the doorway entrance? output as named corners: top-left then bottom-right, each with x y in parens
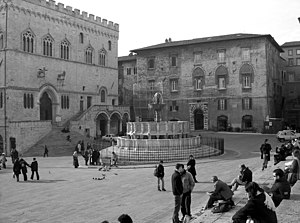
top-left (96, 113), bottom-right (109, 138)
top-left (194, 109), bottom-right (204, 130)
top-left (40, 92), bottom-right (52, 120)
top-left (217, 115), bottom-right (228, 131)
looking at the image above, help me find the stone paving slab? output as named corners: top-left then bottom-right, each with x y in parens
top-left (0, 155), bottom-right (269, 223)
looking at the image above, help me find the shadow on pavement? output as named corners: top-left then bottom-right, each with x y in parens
top-left (192, 190), bottom-right (208, 194)
top-left (18, 179), bottom-right (67, 183)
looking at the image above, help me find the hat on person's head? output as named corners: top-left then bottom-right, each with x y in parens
top-left (241, 164), bottom-right (246, 169)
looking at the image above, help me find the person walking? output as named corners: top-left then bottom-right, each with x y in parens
top-left (181, 165), bottom-right (195, 222)
top-left (30, 158), bottom-right (39, 180)
top-left (171, 163), bottom-right (184, 223)
top-left (13, 157), bottom-right (21, 182)
top-left (260, 139), bottom-right (272, 171)
top-left (43, 145), bottom-right (48, 157)
top-left (19, 155), bottom-right (30, 181)
top-left (156, 160), bottom-right (166, 191)
top-left (187, 154), bottom-right (198, 183)
top-left (111, 151), bottom-right (118, 167)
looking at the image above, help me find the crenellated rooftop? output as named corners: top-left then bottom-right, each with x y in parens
top-left (22, 0), bottom-right (119, 31)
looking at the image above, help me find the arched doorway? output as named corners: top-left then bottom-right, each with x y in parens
top-left (96, 113), bottom-right (109, 138)
top-left (40, 92), bottom-right (52, 120)
top-left (242, 115), bottom-right (253, 130)
top-left (217, 115), bottom-right (228, 131)
top-left (0, 135), bottom-right (3, 154)
top-left (122, 113), bottom-right (130, 136)
top-left (111, 113), bottom-right (122, 135)
top-left (194, 108), bottom-right (204, 130)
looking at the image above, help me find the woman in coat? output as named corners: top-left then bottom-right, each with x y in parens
top-left (232, 182), bottom-right (277, 223)
top-left (187, 155), bottom-right (198, 183)
top-left (13, 157), bottom-right (21, 182)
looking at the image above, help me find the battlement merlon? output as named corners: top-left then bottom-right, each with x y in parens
top-left (19, 0), bottom-right (119, 31)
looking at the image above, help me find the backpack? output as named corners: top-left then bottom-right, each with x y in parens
top-left (153, 166), bottom-right (158, 177)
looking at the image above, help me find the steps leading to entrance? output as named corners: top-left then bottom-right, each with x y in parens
top-left (23, 126), bottom-right (93, 157)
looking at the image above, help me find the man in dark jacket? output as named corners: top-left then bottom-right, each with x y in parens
top-left (205, 176), bottom-right (234, 209)
top-left (30, 158), bottom-right (39, 180)
top-left (156, 160), bottom-right (166, 191)
top-left (260, 139), bottom-right (272, 170)
top-left (229, 164), bottom-right (252, 191)
top-left (263, 168), bottom-right (291, 207)
top-left (171, 163), bottom-right (184, 223)
top-left (232, 182), bottom-right (277, 223)
top-left (19, 156), bottom-right (30, 181)
top-left (13, 157), bottom-right (21, 182)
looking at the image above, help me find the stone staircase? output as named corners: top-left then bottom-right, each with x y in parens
top-left (23, 126), bottom-right (93, 157)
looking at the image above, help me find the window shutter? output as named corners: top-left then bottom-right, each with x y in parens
top-left (170, 106), bottom-right (172, 111)
top-left (250, 98), bottom-right (252, 109)
top-left (224, 99), bottom-right (227, 110)
top-left (242, 99), bottom-right (245, 110)
top-left (176, 106), bottom-right (179, 111)
top-left (218, 100), bottom-right (220, 110)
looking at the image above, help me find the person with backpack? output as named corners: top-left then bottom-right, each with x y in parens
top-left (155, 160), bottom-right (166, 191)
top-left (260, 139), bottom-right (272, 171)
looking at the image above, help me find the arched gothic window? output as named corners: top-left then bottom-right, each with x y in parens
top-left (43, 35), bottom-right (53, 57)
top-left (193, 67), bottom-right (205, 90)
top-left (99, 50), bottom-right (106, 66)
top-left (22, 30), bottom-right (34, 53)
top-left (85, 46), bottom-right (93, 64)
top-left (108, 40), bottom-right (111, 51)
top-left (60, 39), bottom-right (70, 60)
top-left (100, 89), bottom-right (106, 103)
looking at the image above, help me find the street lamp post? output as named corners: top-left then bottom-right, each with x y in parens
top-left (3, 0), bottom-right (9, 154)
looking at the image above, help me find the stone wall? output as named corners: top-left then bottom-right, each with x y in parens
top-left (133, 36), bottom-right (283, 132)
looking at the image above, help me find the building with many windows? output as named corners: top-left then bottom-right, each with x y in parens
top-left (0, 0), bottom-right (129, 154)
top-left (281, 41), bottom-right (300, 129)
top-left (127, 34), bottom-right (285, 132)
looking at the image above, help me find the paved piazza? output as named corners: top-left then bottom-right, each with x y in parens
top-left (0, 133), bottom-right (277, 223)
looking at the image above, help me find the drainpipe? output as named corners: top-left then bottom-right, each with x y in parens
top-left (3, 0), bottom-right (8, 154)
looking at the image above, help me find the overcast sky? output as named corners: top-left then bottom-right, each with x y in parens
top-left (59, 0), bottom-right (300, 56)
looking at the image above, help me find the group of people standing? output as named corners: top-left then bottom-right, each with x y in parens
top-left (73, 140), bottom-right (118, 168)
top-left (165, 155), bottom-right (198, 223)
top-left (10, 148), bottom-right (39, 182)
